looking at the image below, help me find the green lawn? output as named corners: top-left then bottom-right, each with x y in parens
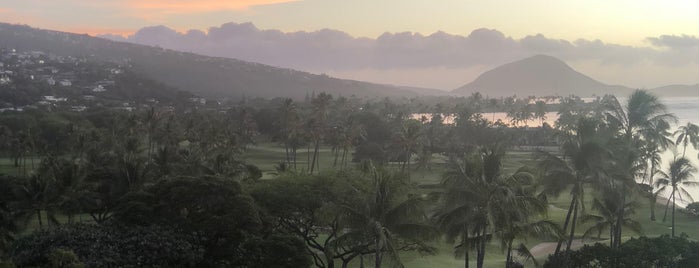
top-left (242, 144), bottom-right (699, 267)
top-left (3, 143), bottom-right (698, 268)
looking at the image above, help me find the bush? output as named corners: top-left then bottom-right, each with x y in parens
top-left (10, 223), bottom-right (203, 267)
top-left (544, 235), bottom-right (699, 268)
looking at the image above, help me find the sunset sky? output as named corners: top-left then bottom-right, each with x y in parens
top-left (4, 0), bottom-right (699, 44)
top-left (3, 0), bottom-right (699, 89)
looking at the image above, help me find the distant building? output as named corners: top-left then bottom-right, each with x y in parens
top-left (71, 106), bottom-right (87, 112)
top-left (59, 80), bottom-right (72, 86)
top-left (92, 85), bottom-right (107, 92)
top-left (42, 96), bottom-right (67, 102)
top-left (189, 97), bottom-right (206, 105)
top-left (46, 77), bottom-right (56, 86)
top-left (0, 76), bottom-right (10, 85)
top-left (82, 95), bottom-right (96, 101)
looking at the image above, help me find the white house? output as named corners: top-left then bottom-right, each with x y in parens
top-left (92, 85), bottom-right (107, 92)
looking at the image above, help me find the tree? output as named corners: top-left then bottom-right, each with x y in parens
top-left (674, 122), bottom-right (699, 158)
top-left (339, 168), bottom-right (434, 268)
top-left (393, 120), bottom-right (422, 172)
top-left (581, 194), bottom-right (642, 247)
top-left (276, 98), bottom-right (302, 168)
top-left (438, 144), bottom-right (547, 268)
top-left (122, 176), bottom-right (263, 264)
top-left (602, 90), bottom-right (676, 248)
top-left (536, 118), bottom-right (608, 253)
top-left (309, 93), bottom-right (333, 173)
top-left (534, 100), bottom-right (547, 126)
top-left (655, 157), bottom-right (698, 236)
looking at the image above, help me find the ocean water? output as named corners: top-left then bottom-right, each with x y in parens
top-left (660, 97), bottom-right (699, 205)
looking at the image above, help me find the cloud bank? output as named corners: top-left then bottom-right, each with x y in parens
top-left (99, 22), bottom-right (699, 89)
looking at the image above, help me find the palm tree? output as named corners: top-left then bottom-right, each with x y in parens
top-left (276, 98), bottom-right (300, 167)
top-left (534, 100), bottom-right (547, 126)
top-left (536, 118), bottom-right (608, 253)
top-left (581, 194), bottom-right (642, 247)
top-left (339, 168), bottom-right (433, 268)
top-left (602, 90), bottom-right (676, 248)
top-left (674, 122), bottom-right (699, 157)
top-left (394, 120), bottom-right (422, 172)
top-left (437, 144), bottom-right (546, 268)
top-left (309, 93), bottom-right (333, 173)
top-left (655, 157), bottom-right (698, 237)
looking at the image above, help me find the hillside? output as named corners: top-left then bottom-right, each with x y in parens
top-left (0, 23), bottom-right (426, 100)
top-left (453, 55), bottom-right (632, 97)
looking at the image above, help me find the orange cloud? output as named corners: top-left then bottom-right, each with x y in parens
top-left (67, 27), bottom-right (138, 37)
top-left (125, 0), bottom-right (297, 14)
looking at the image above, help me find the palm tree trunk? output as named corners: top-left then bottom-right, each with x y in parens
top-left (292, 146), bottom-right (297, 170)
top-left (555, 196), bottom-right (576, 254)
top-left (375, 237), bottom-right (382, 268)
top-left (614, 190), bottom-right (626, 248)
top-left (311, 140), bottom-right (320, 173)
top-left (341, 148), bottom-right (347, 169)
top-left (333, 147), bottom-right (339, 167)
top-left (672, 190), bottom-right (676, 237)
top-left (650, 194), bottom-right (657, 221)
top-left (284, 142), bottom-right (290, 166)
top-left (36, 209), bottom-right (42, 229)
top-left (505, 239), bottom-right (513, 268)
top-left (566, 199), bottom-right (579, 252)
top-left (307, 143), bottom-right (311, 171)
top-left (463, 225), bottom-right (470, 268)
top-left (663, 188), bottom-right (675, 222)
top-left (477, 227), bottom-right (486, 268)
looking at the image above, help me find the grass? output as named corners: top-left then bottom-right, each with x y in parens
top-left (241, 143), bottom-right (699, 267)
top-left (3, 143), bottom-right (698, 267)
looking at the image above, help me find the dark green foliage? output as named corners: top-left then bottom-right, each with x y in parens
top-left (46, 249), bottom-right (84, 268)
top-left (686, 202), bottom-right (699, 215)
top-left (10, 223), bottom-right (203, 267)
top-left (544, 235), bottom-right (699, 268)
top-left (115, 176), bottom-right (262, 264)
top-left (236, 234), bottom-right (312, 268)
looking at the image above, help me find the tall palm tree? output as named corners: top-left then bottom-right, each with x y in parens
top-left (536, 118), bottom-right (608, 253)
top-left (602, 90), bottom-right (676, 248)
top-left (674, 122), bottom-right (699, 158)
top-left (339, 169), bottom-right (433, 268)
top-left (309, 93), bottom-right (333, 173)
top-left (276, 98), bottom-right (300, 167)
top-left (437, 144), bottom-right (546, 268)
top-left (655, 157), bottom-right (698, 237)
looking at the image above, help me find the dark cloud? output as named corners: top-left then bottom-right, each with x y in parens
top-left (98, 22), bottom-right (693, 72)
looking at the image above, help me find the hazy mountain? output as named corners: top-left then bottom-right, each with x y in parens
top-left (0, 23), bottom-right (434, 100)
top-left (453, 55), bottom-right (632, 97)
top-left (651, 84), bottom-right (699, 97)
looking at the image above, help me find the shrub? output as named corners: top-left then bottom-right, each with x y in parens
top-left (10, 223), bottom-right (203, 267)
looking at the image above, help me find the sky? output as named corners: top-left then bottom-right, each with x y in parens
top-left (3, 0), bottom-right (699, 89)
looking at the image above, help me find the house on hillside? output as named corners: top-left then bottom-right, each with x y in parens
top-left (59, 80), bottom-right (72, 87)
top-left (0, 75), bottom-right (10, 85)
top-left (92, 85), bottom-right (107, 92)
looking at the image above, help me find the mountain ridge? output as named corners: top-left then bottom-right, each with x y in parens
top-left (0, 22), bottom-right (437, 100)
